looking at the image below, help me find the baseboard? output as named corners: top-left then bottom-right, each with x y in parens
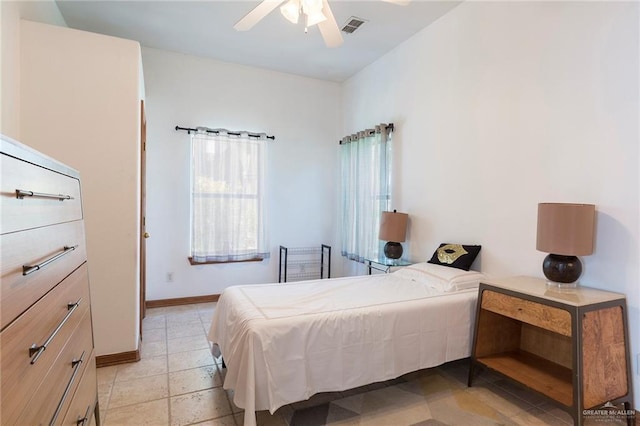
top-left (145, 294), bottom-right (220, 309)
top-left (96, 349), bottom-right (140, 368)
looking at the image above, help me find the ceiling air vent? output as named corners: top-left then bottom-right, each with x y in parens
top-left (341, 17), bottom-right (367, 34)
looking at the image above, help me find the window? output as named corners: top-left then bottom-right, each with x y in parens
top-left (340, 124), bottom-right (392, 262)
top-left (190, 130), bottom-right (269, 264)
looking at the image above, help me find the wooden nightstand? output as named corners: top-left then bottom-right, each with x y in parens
top-left (468, 276), bottom-right (635, 426)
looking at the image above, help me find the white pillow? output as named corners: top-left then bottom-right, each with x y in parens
top-left (393, 262), bottom-right (485, 292)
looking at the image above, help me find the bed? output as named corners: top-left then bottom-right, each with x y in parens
top-left (208, 261), bottom-right (485, 426)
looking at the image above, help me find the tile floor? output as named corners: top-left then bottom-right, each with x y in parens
top-left (96, 302), bottom-right (630, 426)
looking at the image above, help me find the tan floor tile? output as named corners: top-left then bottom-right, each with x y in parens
top-left (170, 388), bottom-right (232, 426)
top-left (427, 390), bottom-right (514, 426)
top-left (100, 304), bottom-right (577, 426)
top-left (167, 333), bottom-right (211, 354)
top-left (98, 381), bottom-right (114, 413)
top-left (325, 405), bottom-right (361, 426)
top-left (199, 311), bottom-right (215, 324)
top-left (164, 305), bottom-right (199, 315)
top-left (195, 302), bottom-right (217, 310)
top-left (464, 385), bottom-right (530, 419)
top-left (477, 381), bottom-right (538, 413)
top-left (333, 385), bottom-right (431, 423)
top-left (145, 307), bottom-right (168, 317)
top-left (511, 407), bottom-right (571, 425)
top-left (168, 347), bottom-right (215, 372)
top-left (536, 402), bottom-right (575, 424)
top-left (104, 398), bottom-right (169, 425)
top-left (166, 312), bottom-right (202, 328)
top-left (256, 410), bottom-right (288, 426)
top-left (439, 364), bottom-right (473, 387)
top-left (167, 323), bottom-right (207, 340)
top-left (115, 355), bottom-right (168, 382)
top-left (97, 365), bottom-right (119, 385)
top-left (492, 379), bottom-right (549, 406)
top-left (141, 339), bottom-right (168, 357)
top-left (342, 386), bottom-right (432, 425)
top-left (109, 373), bottom-right (169, 408)
top-left (98, 403), bottom-right (108, 424)
top-left (143, 327), bottom-right (167, 343)
top-left (169, 365), bottom-right (222, 396)
top-left (397, 372), bottom-right (461, 402)
top-left (191, 415), bottom-right (237, 426)
top-left (142, 315), bottom-right (167, 331)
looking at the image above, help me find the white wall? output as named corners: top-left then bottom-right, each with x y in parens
top-left (142, 47), bottom-right (341, 300)
top-left (0, 0), bottom-right (66, 139)
top-left (19, 21), bottom-right (142, 357)
top-left (342, 1), bottom-right (639, 407)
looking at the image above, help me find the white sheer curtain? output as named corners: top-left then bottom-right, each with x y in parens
top-left (191, 129), bottom-right (269, 263)
top-left (340, 124), bottom-right (392, 262)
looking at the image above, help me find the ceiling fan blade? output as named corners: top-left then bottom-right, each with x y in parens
top-left (381, 0), bottom-right (410, 5)
top-left (234, 0), bottom-right (285, 31)
top-left (318, 0), bottom-right (343, 48)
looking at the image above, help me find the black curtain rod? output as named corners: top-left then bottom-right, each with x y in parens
top-left (338, 123), bottom-right (394, 145)
top-left (175, 126), bottom-right (275, 140)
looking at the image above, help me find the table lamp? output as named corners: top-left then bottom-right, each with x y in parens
top-left (379, 210), bottom-right (408, 260)
top-left (536, 203), bottom-right (595, 288)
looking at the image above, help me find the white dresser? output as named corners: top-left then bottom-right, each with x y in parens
top-left (1, 135), bottom-right (98, 425)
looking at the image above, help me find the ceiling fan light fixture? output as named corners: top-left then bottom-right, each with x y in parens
top-left (280, 0), bottom-right (300, 24)
top-left (306, 10), bottom-right (327, 27)
top-left (301, 0), bottom-right (323, 14)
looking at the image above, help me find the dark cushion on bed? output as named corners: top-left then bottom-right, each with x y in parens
top-left (428, 243), bottom-right (481, 271)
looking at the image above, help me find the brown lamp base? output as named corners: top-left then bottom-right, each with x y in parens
top-left (542, 254), bottom-right (582, 285)
top-left (383, 242), bottom-right (403, 260)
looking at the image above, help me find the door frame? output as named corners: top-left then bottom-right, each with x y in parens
top-left (140, 100), bottom-right (147, 333)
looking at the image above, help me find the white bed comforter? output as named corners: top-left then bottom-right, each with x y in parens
top-left (208, 272), bottom-right (478, 426)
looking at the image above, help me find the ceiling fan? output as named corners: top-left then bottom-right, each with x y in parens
top-left (234, 0), bottom-right (411, 48)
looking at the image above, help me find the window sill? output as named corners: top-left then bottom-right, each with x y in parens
top-left (188, 257), bottom-right (265, 266)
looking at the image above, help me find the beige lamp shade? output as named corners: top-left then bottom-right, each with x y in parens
top-left (379, 211), bottom-right (408, 242)
top-left (536, 203), bottom-right (595, 256)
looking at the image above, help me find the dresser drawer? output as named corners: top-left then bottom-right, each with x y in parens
top-left (59, 355), bottom-right (97, 426)
top-left (13, 311), bottom-right (94, 426)
top-left (1, 220), bottom-right (87, 329)
top-left (481, 290), bottom-right (571, 337)
top-left (1, 152), bottom-right (83, 234)
top-left (1, 264), bottom-right (91, 424)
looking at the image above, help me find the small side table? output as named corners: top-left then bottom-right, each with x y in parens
top-left (365, 257), bottom-right (412, 274)
top-left (468, 276), bottom-right (634, 426)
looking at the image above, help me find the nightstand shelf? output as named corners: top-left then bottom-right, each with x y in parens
top-left (477, 350), bottom-right (573, 406)
top-left (468, 276), bottom-right (634, 426)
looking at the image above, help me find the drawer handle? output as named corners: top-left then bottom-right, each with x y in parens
top-left (76, 405), bottom-right (92, 426)
top-left (29, 299), bottom-right (82, 364)
top-left (15, 189), bottom-right (74, 201)
top-left (50, 351), bottom-right (86, 426)
top-left (23, 245), bottom-right (78, 276)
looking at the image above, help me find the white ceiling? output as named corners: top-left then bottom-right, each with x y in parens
top-left (54, 0), bottom-right (461, 82)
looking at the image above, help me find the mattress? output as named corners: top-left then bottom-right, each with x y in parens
top-left (208, 271), bottom-right (479, 426)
